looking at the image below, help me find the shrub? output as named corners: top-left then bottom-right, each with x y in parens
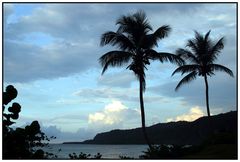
top-left (3, 85), bottom-right (56, 159)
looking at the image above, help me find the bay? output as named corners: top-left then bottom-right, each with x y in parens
top-left (43, 144), bottom-right (149, 159)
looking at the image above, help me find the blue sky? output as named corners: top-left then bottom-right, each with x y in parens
top-left (3, 3), bottom-right (236, 143)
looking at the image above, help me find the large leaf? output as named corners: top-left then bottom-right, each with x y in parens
top-left (100, 31), bottom-right (134, 51)
top-left (209, 63), bottom-right (234, 77)
top-left (99, 51), bottom-right (133, 74)
top-left (175, 71), bottom-right (198, 91)
top-left (172, 64), bottom-right (200, 76)
top-left (147, 49), bottom-right (184, 66)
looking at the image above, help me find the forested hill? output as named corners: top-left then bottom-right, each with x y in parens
top-left (63, 111), bottom-right (237, 145)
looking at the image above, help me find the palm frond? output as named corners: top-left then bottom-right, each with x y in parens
top-left (116, 15), bottom-right (136, 34)
top-left (133, 10), bottom-right (146, 23)
top-left (99, 51), bottom-right (132, 74)
top-left (205, 37), bottom-right (224, 64)
top-left (210, 37), bottom-right (224, 56)
top-left (194, 30), bottom-right (204, 43)
top-left (172, 65), bottom-right (200, 76)
top-left (175, 71), bottom-right (197, 91)
top-left (153, 25), bottom-right (171, 40)
top-left (187, 30), bottom-right (222, 65)
top-left (133, 10), bottom-right (152, 33)
top-left (147, 50), bottom-right (184, 66)
top-left (116, 10), bottom-right (152, 39)
top-left (100, 31), bottom-right (134, 51)
top-left (204, 30), bottom-right (213, 54)
top-left (186, 39), bottom-right (198, 55)
top-left (209, 63), bottom-right (234, 77)
top-left (176, 48), bottom-right (199, 64)
top-left (204, 30), bottom-right (211, 41)
top-left (143, 25), bottom-right (171, 48)
top-left (193, 31), bottom-right (209, 59)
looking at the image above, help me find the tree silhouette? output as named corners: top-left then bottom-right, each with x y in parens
top-left (172, 30), bottom-right (234, 117)
top-left (99, 10), bottom-right (184, 149)
top-left (3, 85), bottom-right (57, 159)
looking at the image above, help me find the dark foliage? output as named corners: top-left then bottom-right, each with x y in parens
top-left (3, 85), bottom-right (56, 159)
top-left (139, 144), bottom-right (200, 159)
top-left (140, 132), bottom-right (237, 159)
top-left (119, 155), bottom-right (135, 159)
top-left (69, 152), bottom-right (102, 159)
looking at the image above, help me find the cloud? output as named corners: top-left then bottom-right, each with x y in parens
top-left (149, 74), bottom-right (236, 113)
top-left (74, 87), bottom-right (167, 104)
top-left (3, 4), bottom-right (111, 83)
top-left (5, 4), bottom-right (118, 41)
top-left (4, 3), bottom-right (236, 83)
top-left (15, 101), bottom-right (140, 143)
top-left (4, 39), bottom-right (100, 82)
top-left (88, 100), bottom-right (140, 127)
top-left (73, 88), bottom-right (136, 102)
top-left (12, 117), bottom-right (90, 143)
top-left (97, 71), bottom-right (136, 88)
top-left (41, 125), bottom-right (96, 143)
top-left (3, 4), bottom-right (14, 25)
top-left (14, 114), bottom-right (96, 143)
top-left (166, 106), bottom-right (204, 122)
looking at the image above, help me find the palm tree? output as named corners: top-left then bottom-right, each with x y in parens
top-left (172, 30), bottom-right (234, 117)
top-left (99, 10), bottom-right (184, 149)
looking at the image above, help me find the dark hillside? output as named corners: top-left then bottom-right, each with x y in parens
top-left (64, 111), bottom-right (237, 145)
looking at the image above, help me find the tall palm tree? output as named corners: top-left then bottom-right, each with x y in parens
top-left (172, 30), bottom-right (234, 117)
top-left (99, 10), bottom-right (184, 149)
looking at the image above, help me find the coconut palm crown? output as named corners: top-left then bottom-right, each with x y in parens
top-left (99, 10), bottom-right (184, 149)
top-left (172, 30), bottom-right (234, 117)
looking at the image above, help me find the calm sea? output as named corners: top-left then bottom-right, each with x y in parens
top-left (43, 144), bottom-right (149, 159)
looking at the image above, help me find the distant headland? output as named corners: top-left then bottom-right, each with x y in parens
top-left (63, 111), bottom-right (237, 145)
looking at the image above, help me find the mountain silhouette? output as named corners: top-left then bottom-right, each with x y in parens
top-left (63, 111), bottom-right (236, 145)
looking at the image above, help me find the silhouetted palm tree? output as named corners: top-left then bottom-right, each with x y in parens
top-left (172, 30), bottom-right (234, 117)
top-left (99, 10), bottom-right (183, 149)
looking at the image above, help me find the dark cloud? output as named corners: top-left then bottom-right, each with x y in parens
top-left (4, 3), bottom-right (236, 83)
top-left (4, 40), bottom-right (100, 82)
top-left (5, 4), bottom-right (116, 41)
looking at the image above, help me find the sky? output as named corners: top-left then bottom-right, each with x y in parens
top-left (3, 3), bottom-right (237, 143)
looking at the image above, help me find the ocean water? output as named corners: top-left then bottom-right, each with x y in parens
top-left (43, 144), bottom-right (149, 159)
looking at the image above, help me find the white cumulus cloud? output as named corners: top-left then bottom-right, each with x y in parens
top-left (166, 106), bottom-right (205, 122)
top-left (88, 100), bottom-right (139, 126)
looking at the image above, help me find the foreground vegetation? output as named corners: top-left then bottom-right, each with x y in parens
top-left (3, 85), bottom-right (56, 159)
top-left (140, 132), bottom-right (237, 159)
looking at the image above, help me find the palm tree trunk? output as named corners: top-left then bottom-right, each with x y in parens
top-left (139, 77), bottom-right (153, 150)
top-left (204, 75), bottom-right (211, 117)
